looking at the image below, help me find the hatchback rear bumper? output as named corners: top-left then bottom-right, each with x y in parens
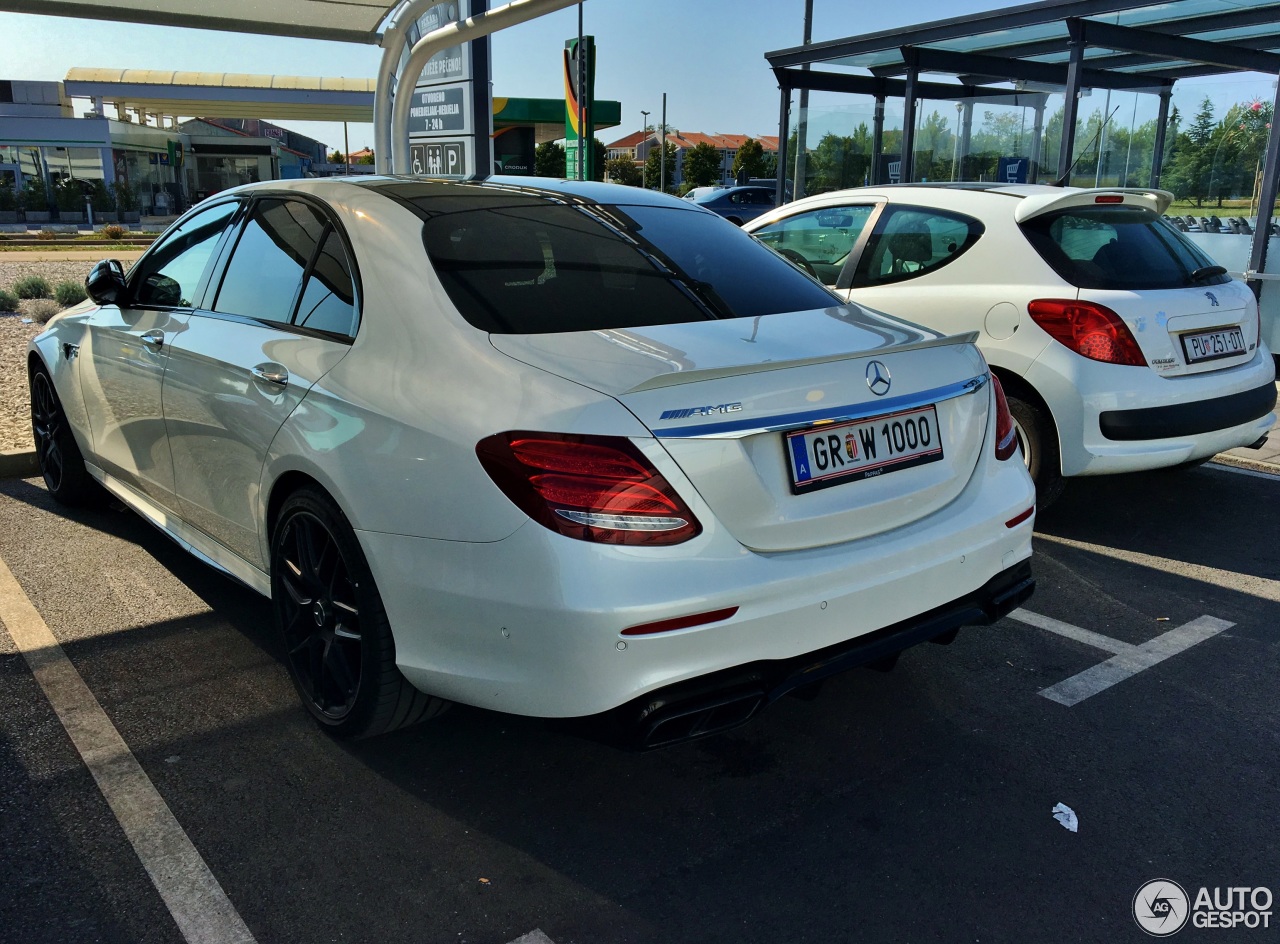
top-left (1026, 345), bottom-right (1277, 475)
top-left (1099, 380), bottom-right (1276, 441)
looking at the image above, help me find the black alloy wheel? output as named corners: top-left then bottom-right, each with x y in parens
top-left (272, 489), bottom-right (446, 738)
top-left (277, 508), bottom-right (365, 723)
top-left (30, 368), bottom-right (97, 505)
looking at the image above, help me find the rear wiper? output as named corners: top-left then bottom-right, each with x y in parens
top-left (1188, 265), bottom-right (1227, 283)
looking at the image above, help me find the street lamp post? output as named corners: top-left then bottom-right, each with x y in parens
top-left (641, 109), bottom-right (650, 188)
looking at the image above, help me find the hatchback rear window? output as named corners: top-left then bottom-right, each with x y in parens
top-left (1020, 206), bottom-right (1230, 290)
top-left (412, 195), bottom-right (838, 333)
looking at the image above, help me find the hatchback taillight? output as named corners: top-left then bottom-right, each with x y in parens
top-left (476, 432), bottom-right (701, 545)
top-left (990, 373), bottom-right (1018, 461)
top-left (1027, 298), bottom-right (1146, 367)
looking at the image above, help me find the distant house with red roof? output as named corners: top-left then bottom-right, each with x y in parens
top-left (605, 129), bottom-right (779, 187)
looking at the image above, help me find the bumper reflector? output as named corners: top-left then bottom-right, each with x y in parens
top-left (1006, 506), bottom-right (1035, 528)
top-left (622, 606), bottom-right (739, 637)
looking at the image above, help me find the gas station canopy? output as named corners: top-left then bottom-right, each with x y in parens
top-left (0, 0), bottom-right (390, 43)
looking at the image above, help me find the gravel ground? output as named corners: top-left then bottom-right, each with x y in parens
top-left (1, 260), bottom-right (99, 451)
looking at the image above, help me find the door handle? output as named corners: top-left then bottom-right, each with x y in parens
top-left (139, 330), bottom-right (164, 351)
top-left (251, 364), bottom-right (289, 387)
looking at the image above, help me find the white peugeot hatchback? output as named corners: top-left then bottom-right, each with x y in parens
top-left (30, 177), bottom-right (1034, 747)
top-left (745, 185), bottom-right (1277, 504)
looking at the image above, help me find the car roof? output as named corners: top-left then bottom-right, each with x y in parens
top-left (748, 183), bottom-right (1173, 227)
top-left (351, 174), bottom-right (688, 208)
top-left (203, 174), bottom-right (693, 210)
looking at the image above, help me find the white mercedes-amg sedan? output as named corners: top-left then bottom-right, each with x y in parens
top-left (29, 177), bottom-right (1035, 747)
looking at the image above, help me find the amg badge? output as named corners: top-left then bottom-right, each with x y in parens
top-left (660, 403), bottom-right (743, 421)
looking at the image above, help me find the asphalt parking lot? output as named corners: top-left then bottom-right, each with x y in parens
top-left (1, 461), bottom-right (1277, 944)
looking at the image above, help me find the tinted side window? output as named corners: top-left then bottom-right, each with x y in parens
top-left (753, 204), bottom-right (875, 286)
top-left (295, 230), bottom-right (358, 337)
top-left (1020, 207), bottom-right (1229, 290)
top-left (132, 201), bottom-right (238, 307)
top-left (417, 198), bottom-right (838, 333)
top-left (214, 199), bottom-right (326, 324)
top-left (855, 205), bottom-right (983, 287)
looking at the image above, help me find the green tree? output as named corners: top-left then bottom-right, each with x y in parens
top-left (644, 140), bottom-right (677, 191)
top-left (1207, 99), bottom-right (1272, 205)
top-left (327, 150), bottom-right (345, 164)
top-left (0, 175), bottom-right (16, 212)
top-left (606, 157), bottom-right (641, 186)
top-left (535, 140), bottom-right (566, 177)
top-left (19, 175), bottom-right (47, 212)
top-left (683, 141), bottom-right (722, 187)
top-left (1164, 97), bottom-right (1216, 207)
top-left (731, 138), bottom-right (766, 180)
top-left (807, 132), bottom-right (870, 194)
top-left (592, 138), bottom-right (608, 182)
top-left (356, 151), bottom-right (375, 166)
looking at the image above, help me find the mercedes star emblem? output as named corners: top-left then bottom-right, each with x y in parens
top-left (866, 360), bottom-right (891, 396)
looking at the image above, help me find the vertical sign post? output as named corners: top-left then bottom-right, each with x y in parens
top-left (405, 0), bottom-right (493, 178)
top-left (563, 36), bottom-right (596, 180)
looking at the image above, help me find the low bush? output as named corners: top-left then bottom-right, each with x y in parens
top-left (12, 274), bottom-right (51, 299)
top-left (100, 223), bottom-right (127, 241)
top-left (0, 289), bottom-right (18, 312)
top-left (54, 280), bottom-right (87, 307)
top-left (29, 298), bottom-right (61, 324)
top-left (35, 229), bottom-right (57, 241)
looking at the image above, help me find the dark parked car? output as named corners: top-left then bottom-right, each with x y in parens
top-left (684, 185), bottom-right (778, 225)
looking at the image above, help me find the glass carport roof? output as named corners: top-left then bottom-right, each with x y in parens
top-left (766, 0), bottom-right (1280, 83)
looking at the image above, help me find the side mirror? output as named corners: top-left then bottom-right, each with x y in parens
top-left (85, 259), bottom-right (126, 305)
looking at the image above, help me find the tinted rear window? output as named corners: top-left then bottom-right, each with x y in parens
top-left (416, 196), bottom-right (838, 333)
top-left (1021, 206), bottom-right (1229, 290)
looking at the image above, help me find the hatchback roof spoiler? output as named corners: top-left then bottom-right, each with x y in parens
top-left (1013, 188), bottom-right (1174, 224)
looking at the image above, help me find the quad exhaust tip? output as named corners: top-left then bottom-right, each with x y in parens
top-left (635, 689), bottom-right (767, 750)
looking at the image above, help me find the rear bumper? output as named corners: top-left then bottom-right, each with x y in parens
top-left (608, 560), bottom-right (1034, 749)
top-left (1099, 380), bottom-right (1276, 441)
top-left (1025, 345), bottom-right (1277, 476)
top-left (357, 445), bottom-right (1035, 719)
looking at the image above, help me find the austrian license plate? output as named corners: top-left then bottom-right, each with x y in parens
top-left (1180, 325), bottom-right (1246, 364)
top-left (785, 405), bottom-right (943, 495)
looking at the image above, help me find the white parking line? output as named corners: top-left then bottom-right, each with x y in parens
top-left (506, 931), bottom-right (556, 944)
top-left (1036, 532), bottom-right (1280, 604)
top-left (1206, 461), bottom-right (1280, 480)
top-left (0, 557), bottom-right (257, 944)
top-left (1009, 608), bottom-right (1234, 707)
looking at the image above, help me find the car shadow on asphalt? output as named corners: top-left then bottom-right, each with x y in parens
top-left (1035, 464), bottom-right (1280, 586)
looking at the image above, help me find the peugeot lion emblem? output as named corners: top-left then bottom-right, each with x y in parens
top-left (1205, 291), bottom-right (1220, 307)
top-left (866, 360), bottom-right (892, 396)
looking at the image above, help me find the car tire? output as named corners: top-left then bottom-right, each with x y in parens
top-left (29, 366), bottom-right (99, 506)
top-left (1008, 395), bottom-right (1064, 510)
top-left (272, 488), bottom-right (448, 738)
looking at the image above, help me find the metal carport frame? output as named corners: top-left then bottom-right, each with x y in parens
top-left (765, 0), bottom-right (1280, 300)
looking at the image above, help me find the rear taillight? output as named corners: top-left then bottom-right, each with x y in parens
top-left (990, 373), bottom-right (1018, 461)
top-left (1028, 298), bottom-right (1146, 367)
top-left (476, 432), bottom-right (701, 546)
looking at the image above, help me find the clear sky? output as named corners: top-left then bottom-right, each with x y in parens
top-left (0, 1), bottom-right (1273, 153)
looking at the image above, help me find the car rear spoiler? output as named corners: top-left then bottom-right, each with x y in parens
top-left (1013, 188), bottom-right (1174, 224)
